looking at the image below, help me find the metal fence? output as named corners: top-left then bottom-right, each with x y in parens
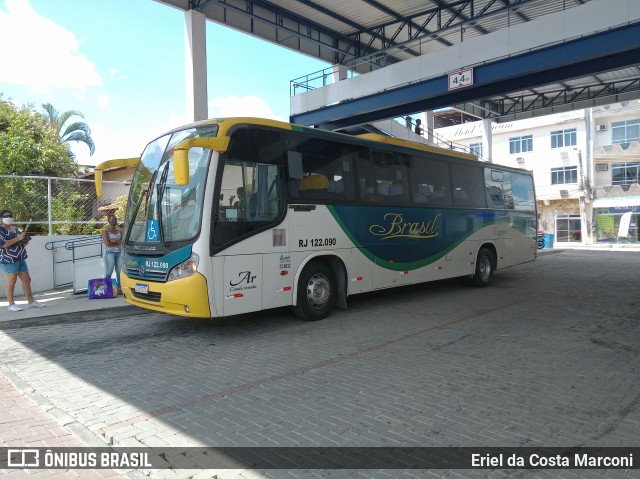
top-left (0, 174), bottom-right (130, 235)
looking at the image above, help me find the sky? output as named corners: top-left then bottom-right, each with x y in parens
top-left (0, 0), bottom-right (328, 166)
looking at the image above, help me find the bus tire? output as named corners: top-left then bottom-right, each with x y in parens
top-left (292, 261), bottom-right (337, 321)
top-left (472, 248), bottom-right (495, 287)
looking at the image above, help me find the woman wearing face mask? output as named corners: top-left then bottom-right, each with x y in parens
top-left (102, 213), bottom-right (123, 295)
top-left (0, 209), bottom-right (46, 312)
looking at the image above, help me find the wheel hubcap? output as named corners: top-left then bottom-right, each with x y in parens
top-left (306, 273), bottom-right (331, 309)
top-left (479, 256), bottom-right (491, 281)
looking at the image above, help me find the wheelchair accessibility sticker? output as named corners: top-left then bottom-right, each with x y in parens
top-left (146, 220), bottom-right (159, 241)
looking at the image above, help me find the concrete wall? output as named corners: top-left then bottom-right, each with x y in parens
top-left (0, 235), bottom-right (103, 298)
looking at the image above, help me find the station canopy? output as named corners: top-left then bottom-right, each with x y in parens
top-left (158, 0), bottom-right (640, 124)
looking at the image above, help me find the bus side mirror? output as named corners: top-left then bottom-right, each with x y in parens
top-left (95, 170), bottom-right (103, 198)
top-left (173, 149), bottom-right (189, 186)
top-left (93, 157), bottom-right (140, 197)
top-left (173, 137), bottom-right (230, 187)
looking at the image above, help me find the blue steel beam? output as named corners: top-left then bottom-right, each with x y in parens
top-left (290, 22), bottom-right (640, 129)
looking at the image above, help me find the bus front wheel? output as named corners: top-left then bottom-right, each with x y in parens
top-left (292, 261), bottom-right (337, 321)
top-left (472, 248), bottom-right (495, 287)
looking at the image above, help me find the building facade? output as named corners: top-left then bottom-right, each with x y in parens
top-left (432, 100), bottom-right (640, 246)
top-left (591, 102), bottom-right (640, 243)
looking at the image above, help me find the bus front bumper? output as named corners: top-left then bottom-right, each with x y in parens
top-left (121, 271), bottom-right (211, 318)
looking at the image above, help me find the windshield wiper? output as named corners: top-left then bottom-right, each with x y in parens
top-left (156, 163), bottom-right (170, 246)
top-left (125, 169), bottom-right (158, 245)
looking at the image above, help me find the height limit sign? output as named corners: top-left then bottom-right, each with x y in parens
top-left (448, 68), bottom-right (474, 90)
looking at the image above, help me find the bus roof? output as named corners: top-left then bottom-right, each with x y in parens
top-left (159, 117), bottom-right (530, 173)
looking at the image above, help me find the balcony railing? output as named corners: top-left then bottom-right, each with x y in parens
top-left (594, 140), bottom-right (640, 155)
top-left (593, 183), bottom-right (640, 198)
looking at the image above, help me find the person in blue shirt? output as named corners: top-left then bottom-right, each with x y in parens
top-left (0, 209), bottom-right (46, 312)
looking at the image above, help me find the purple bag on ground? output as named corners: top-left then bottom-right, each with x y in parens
top-left (88, 278), bottom-right (114, 299)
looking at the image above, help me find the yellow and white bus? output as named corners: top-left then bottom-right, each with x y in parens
top-left (95, 118), bottom-right (537, 321)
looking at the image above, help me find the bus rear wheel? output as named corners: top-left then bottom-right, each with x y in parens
top-left (472, 248), bottom-right (495, 287)
top-left (292, 261), bottom-right (337, 321)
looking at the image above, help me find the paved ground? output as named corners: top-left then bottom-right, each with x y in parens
top-left (1, 249), bottom-right (639, 479)
top-left (0, 287), bottom-right (138, 326)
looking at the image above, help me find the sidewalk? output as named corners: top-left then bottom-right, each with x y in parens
top-left (0, 288), bottom-right (133, 477)
top-left (555, 242), bottom-right (640, 251)
top-left (0, 288), bottom-right (144, 329)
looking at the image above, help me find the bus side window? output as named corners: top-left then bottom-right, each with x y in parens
top-left (485, 168), bottom-right (513, 209)
top-left (299, 174), bottom-right (330, 199)
top-left (409, 154), bottom-right (452, 207)
top-left (286, 136), bottom-right (354, 202)
top-left (220, 126), bottom-right (285, 224)
top-left (511, 172), bottom-right (535, 211)
top-left (451, 163), bottom-right (486, 208)
top-left (387, 154), bottom-right (409, 203)
top-left (412, 183), bottom-right (432, 203)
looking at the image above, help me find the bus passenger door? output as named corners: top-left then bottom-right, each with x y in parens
top-left (222, 254), bottom-right (263, 316)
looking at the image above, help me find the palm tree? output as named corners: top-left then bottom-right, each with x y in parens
top-left (41, 103), bottom-right (95, 159)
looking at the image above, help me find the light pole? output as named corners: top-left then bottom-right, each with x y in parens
top-left (574, 148), bottom-right (593, 244)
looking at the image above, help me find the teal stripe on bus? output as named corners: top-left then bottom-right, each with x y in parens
top-left (327, 205), bottom-right (503, 271)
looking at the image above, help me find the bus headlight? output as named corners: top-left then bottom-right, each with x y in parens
top-left (167, 253), bottom-right (199, 281)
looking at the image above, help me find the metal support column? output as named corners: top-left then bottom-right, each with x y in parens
top-left (482, 119), bottom-right (493, 162)
top-left (184, 9), bottom-right (208, 122)
top-left (425, 111), bottom-right (434, 145)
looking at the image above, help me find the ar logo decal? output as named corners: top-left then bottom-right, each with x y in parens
top-left (230, 271), bottom-right (257, 286)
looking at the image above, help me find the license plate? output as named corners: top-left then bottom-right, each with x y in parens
top-left (135, 283), bottom-right (149, 294)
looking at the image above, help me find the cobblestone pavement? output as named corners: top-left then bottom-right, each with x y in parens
top-left (1, 249), bottom-right (639, 479)
top-left (0, 373), bottom-right (120, 478)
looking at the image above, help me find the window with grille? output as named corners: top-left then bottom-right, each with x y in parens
top-left (509, 135), bottom-right (533, 154)
top-left (551, 166), bottom-right (577, 185)
top-left (611, 119), bottom-right (640, 148)
top-left (555, 215), bottom-right (581, 242)
top-left (550, 128), bottom-right (577, 148)
top-left (469, 142), bottom-right (482, 157)
top-left (611, 162), bottom-right (640, 185)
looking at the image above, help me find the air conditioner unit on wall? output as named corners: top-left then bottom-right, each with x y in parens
top-left (596, 124), bottom-right (607, 131)
top-left (560, 190), bottom-right (569, 197)
top-left (516, 157), bottom-right (524, 163)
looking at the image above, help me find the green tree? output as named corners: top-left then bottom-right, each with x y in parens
top-left (41, 102), bottom-right (95, 159)
top-left (0, 95), bottom-right (75, 176)
top-left (0, 95), bottom-right (91, 235)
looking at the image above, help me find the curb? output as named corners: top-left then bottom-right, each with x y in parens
top-left (0, 305), bottom-right (151, 330)
top-left (536, 249), bottom-right (564, 255)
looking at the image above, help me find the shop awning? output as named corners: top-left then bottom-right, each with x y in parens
top-left (592, 196), bottom-right (640, 208)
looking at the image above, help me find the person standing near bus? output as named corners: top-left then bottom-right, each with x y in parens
top-left (0, 209), bottom-right (46, 312)
top-left (102, 213), bottom-right (123, 295)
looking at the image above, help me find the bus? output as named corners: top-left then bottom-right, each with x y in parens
top-left (94, 117), bottom-right (537, 321)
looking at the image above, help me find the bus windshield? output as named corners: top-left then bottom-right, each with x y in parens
top-left (125, 125), bottom-right (218, 248)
